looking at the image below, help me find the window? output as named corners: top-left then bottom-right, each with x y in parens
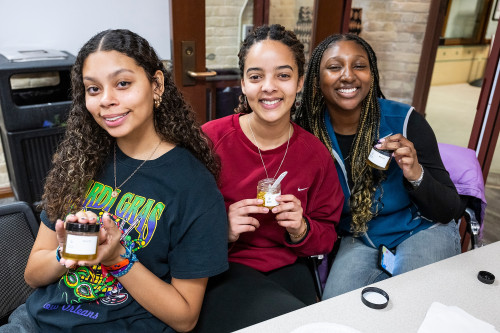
top-left (441, 0), bottom-right (494, 45)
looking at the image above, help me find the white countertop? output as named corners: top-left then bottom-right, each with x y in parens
top-left (235, 242), bottom-right (500, 333)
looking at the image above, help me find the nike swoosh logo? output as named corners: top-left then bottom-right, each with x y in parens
top-left (298, 187), bottom-right (309, 191)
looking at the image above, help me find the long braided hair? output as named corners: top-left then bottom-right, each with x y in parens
top-left (42, 29), bottom-right (219, 221)
top-left (295, 34), bottom-right (385, 235)
top-left (234, 24), bottom-right (305, 114)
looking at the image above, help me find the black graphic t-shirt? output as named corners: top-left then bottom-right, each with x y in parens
top-left (26, 146), bottom-right (228, 332)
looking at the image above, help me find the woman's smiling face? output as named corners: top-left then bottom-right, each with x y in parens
top-left (241, 39), bottom-right (304, 126)
top-left (83, 50), bottom-right (162, 141)
top-left (319, 40), bottom-right (372, 116)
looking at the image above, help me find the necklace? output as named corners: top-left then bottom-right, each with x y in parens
top-left (246, 115), bottom-right (291, 179)
top-left (111, 140), bottom-right (163, 198)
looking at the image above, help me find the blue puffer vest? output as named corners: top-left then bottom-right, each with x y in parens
top-left (324, 98), bottom-right (434, 249)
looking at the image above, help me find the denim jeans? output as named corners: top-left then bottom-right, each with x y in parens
top-left (322, 221), bottom-right (461, 300)
top-left (0, 304), bottom-right (37, 333)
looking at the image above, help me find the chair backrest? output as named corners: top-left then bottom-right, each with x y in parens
top-left (437, 143), bottom-right (487, 251)
top-left (0, 201), bottom-right (39, 324)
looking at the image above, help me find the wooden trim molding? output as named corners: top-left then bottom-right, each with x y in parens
top-left (170, 0), bottom-right (208, 123)
top-left (253, 0), bottom-right (270, 26)
top-left (412, 0), bottom-right (449, 116)
top-left (0, 186), bottom-right (14, 199)
top-left (311, 0), bottom-right (351, 51)
top-left (469, 21), bottom-right (500, 182)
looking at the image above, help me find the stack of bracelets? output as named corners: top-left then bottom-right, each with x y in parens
top-left (102, 235), bottom-right (138, 278)
top-left (57, 234), bottom-right (138, 278)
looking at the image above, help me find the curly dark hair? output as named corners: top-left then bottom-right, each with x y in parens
top-left (42, 29), bottom-right (219, 221)
top-left (295, 33), bottom-right (385, 235)
top-left (234, 24), bottom-right (305, 114)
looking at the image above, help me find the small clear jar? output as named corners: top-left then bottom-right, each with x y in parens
top-left (366, 141), bottom-right (393, 170)
top-left (257, 178), bottom-right (281, 209)
top-left (62, 222), bottom-right (100, 261)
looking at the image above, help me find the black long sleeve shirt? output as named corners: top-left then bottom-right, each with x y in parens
top-left (336, 110), bottom-right (466, 223)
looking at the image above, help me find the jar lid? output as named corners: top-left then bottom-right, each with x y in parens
top-left (361, 286), bottom-right (389, 309)
top-left (477, 270), bottom-right (495, 284)
top-left (65, 222), bottom-right (100, 232)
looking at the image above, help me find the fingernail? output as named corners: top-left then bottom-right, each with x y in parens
top-left (375, 144), bottom-right (382, 149)
top-left (257, 199), bottom-right (263, 203)
top-left (272, 207), bottom-right (278, 213)
top-left (378, 138), bottom-right (386, 143)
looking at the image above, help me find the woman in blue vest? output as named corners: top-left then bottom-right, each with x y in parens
top-left (295, 34), bottom-right (466, 299)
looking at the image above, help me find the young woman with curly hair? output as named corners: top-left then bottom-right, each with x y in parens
top-left (1, 29), bottom-right (228, 333)
top-left (193, 24), bottom-right (343, 333)
top-left (295, 34), bottom-right (466, 299)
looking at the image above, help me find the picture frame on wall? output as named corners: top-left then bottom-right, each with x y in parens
top-left (494, 0), bottom-right (500, 21)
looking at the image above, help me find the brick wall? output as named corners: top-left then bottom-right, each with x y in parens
top-left (205, 0), bottom-right (430, 105)
top-left (205, 0), bottom-right (314, 70)
top-left (206, 0), bottom-right (254, 70)
top-left (269, 0), bottom-right (313, 30)
top-left (353, 0), bottom-right (431, 105)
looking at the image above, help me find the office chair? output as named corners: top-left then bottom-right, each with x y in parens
top-left (437, 143), bottom-right (486, 252)
top-left (0, 201), bottom-right (39, 325)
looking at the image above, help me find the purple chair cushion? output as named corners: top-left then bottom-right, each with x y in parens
top-left (437, 143), bottom-right (487, 230)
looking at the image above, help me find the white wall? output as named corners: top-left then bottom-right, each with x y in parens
top-left (0, 0), bottom-right (172, 60)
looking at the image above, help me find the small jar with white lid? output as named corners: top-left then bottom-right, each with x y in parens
top-left (62, 222), bottom-right (100, 261)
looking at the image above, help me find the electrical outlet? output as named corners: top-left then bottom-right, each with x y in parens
top-left (242, 24), bottom-right (254, 40)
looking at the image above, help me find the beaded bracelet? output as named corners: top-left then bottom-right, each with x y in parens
top-left (108, 255), bottom-right (137, 277)
top-left (102, 258), bottom-right (129, 271)
top-left (56, 246), bottom-right (62, 262)
top-left (106, 236), bottom-right (138, 278)
top-left (110, 261), bottom-right (135, 277)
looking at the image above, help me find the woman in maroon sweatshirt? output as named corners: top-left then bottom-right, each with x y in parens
top-left (193, 24), bottom-right (344, 333)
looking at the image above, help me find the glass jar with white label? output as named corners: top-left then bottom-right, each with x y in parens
top-left (62, 222), bottom-right (100, 261)
top-left (366, 141), bottom-right (393, 170)
top-left (256, 178), bottom-right (281, 209)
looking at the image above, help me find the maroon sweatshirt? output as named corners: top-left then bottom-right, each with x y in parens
top-left (203, 114), bottom-right (344, 272)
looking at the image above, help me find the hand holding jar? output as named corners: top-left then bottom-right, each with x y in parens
top-left (256, 173), bottom-right (307, 241)
top-left (272, 194), bottom-right (306, 241)
top-left (372, 133), bottom-right (423, 183)
top-left (227, 199), bottom-right (269, 242)
top-left (56, 211), bottom-right (125, 269)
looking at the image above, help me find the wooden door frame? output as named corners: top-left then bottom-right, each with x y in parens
top-left (469, 22), bottom-right (500, 182)
top-left (171, 0), bottom-right (351, 124)
top-left (311, 0), bottom-right (351, 50)
top-left (170, 0), bottom-right (208, 124)
top-left (412, 0), bottom-right (449, 117)
top-left (253, 0), bottom-right (270, 26)
top-left (412, 0), bottom-right (500, 181)
top-left (253, 0), bottom-right (350, 44)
